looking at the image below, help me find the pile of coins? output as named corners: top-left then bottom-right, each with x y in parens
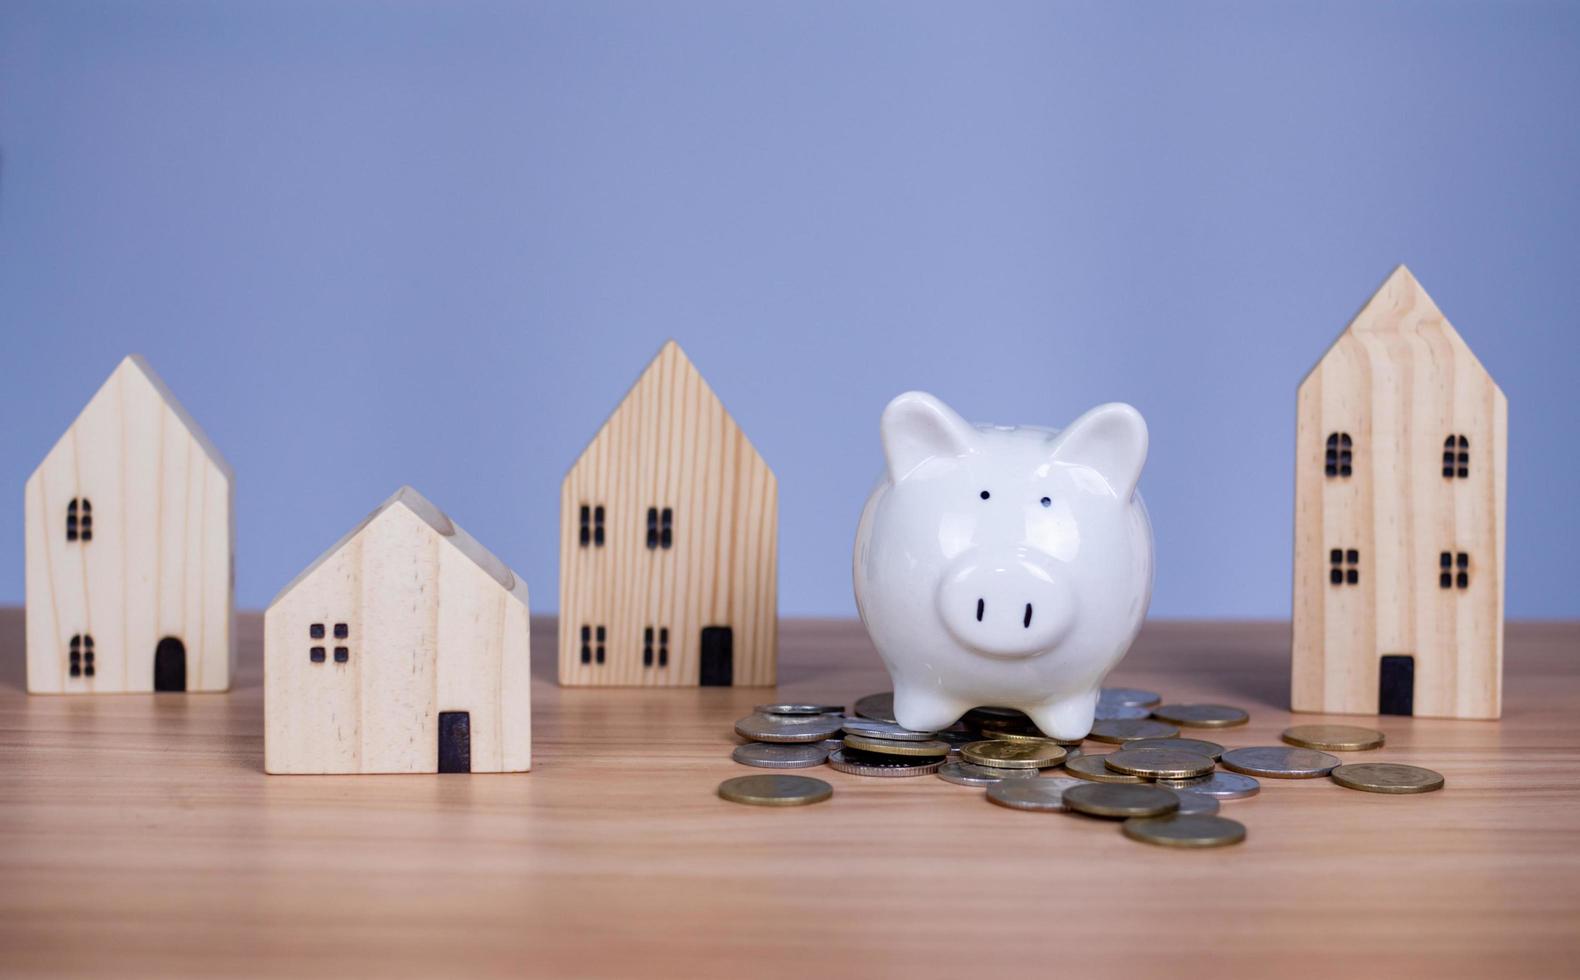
top-left (718, 689), bottom-right (1445, 847)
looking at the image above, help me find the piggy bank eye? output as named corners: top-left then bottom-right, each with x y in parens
top-left (1040, 496), bottom-right (1051, 507)
top-left (979, 490), bottom-right (991, 500)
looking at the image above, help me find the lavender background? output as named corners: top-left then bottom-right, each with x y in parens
top-left (1, 1), bottom-right (1576, 617)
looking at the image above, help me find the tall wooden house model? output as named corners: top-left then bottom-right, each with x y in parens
top-left (265, 487), bottom-right (531, 774)
top-left (25, 355), bottom-right (235, 693)
top-left (559, 341), bottom-right (778, 687)
top-left (1292, 266), bottom-right (1507, 720)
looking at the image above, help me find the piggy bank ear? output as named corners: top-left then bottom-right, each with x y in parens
top-left (881, 391), bottom-right (979, 481)
top-left (1052, 403), bottom-right (1148, 501)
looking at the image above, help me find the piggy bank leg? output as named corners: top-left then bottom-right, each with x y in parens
top-left (892, 686), bottom-right (971, 733)
top-left (1027, 689), bottom-right (1100, 742)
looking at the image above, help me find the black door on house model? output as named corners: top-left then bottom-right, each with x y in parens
top-left (1379, 654), bottom-right (1414, 716)
top-left (438, 711), bottom-right (472, 773)
top-left (699, 626), bottom-right (733, 687)
top-left (153, 637), bottom-right (187, 692)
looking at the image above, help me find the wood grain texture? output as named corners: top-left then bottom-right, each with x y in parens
top-left (2, 610), bottom-right (1577, 979)
top-left (559, 340), bottom-right (778, 687)
top-left (264, 488), bottom-right (531, 774)
top-left (1293, 267), bottom-right (1507, 719)
top-left (24, 355), bottom-right (235, 694)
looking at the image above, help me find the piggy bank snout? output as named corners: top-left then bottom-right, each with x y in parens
top-left (936, 552), bottom-right (1075, 659)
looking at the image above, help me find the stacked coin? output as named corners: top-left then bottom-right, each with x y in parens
top-left (721, 690), bottom-right (1445, 845)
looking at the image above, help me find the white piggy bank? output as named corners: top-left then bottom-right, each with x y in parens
top-left (852, 392), bottom-right (1154, 740)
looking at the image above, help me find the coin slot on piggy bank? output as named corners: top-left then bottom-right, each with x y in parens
top-left (853, 392), bottom-right (1154, 741)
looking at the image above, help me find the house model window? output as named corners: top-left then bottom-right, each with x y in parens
top-left (309, 622), bottom-right (351, 663)
top-left (643, 626), bottom-right (670, 668)
top-left (578, 505), bottom-right (606, 547)
top-left (645, 507), bottom-right (674, 550)
top-left (1440, 552), bottom-right (1470, 590)
top-left (66, 498), bottom-right (93, 542)
top-left (1329, 548), bottom-right (1359, 586)
top-left (1443, 435), bottom-right (1469, 479)
top-left (1324, 433), bottom-right (1353, 478)
top-left (69, 634), bottom-right (96, 678)
top-left (580, 624), bottom-right (606, 665)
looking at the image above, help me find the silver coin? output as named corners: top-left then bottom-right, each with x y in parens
top-left (827, 747), bottom-right (943, 777)
top-left (936, 761), bottom-right (1038, 787)
top-left (1093, 703), bottom-right (1153, 721)
top-left (1159, 770), bottom-right (1260, 800)
top-left (1124, 737), bottom-right (1226, 761)
top-left (841, 718), bottom-right (939, 741)
top-left (986, 776), bottom-right (1086, 812)
top-left (733, 712), bottom-right (845, 744)
top-left (1221, 745), bottom-right (1341, 779)
top-left (1088, 718), bottom-right (1180, 744)
top-left (756, 703), bottom-right (844, 716)
top-left (1100, 687), bottom-right (1162, 708)
top-left (1171, 790), bottom-right (1221, 816)
top-left (731, 742), bottom-right (832, 769)
top-left (853, 692), bottom-right (897, 723)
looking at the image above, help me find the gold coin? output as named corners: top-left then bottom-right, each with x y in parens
top-left (1064, 754), bottom-right (1145, 784)
top-left (1281, 725), bottom-right (1385, 752)
top-left (842, 733), bottom-right (950, 757)
top-left (1123, 814), bottom-right (1246, 847)
top-left (1330, 763), bottom-right (1444, 794)
top-left (1088, 718), bottom-right (1179, 744)
top-left (1125, 737), bottom-right (1225, 760)
top-left (1150, 703), bottom-right (1249, 728)
top-left (1063, 782), bottom-right (1180, 819)
top-left (987, 728), bottom-right (1053, 744)
top-left (717, 774), bottom-right (833, 807)
top-left (1104, 747), bottom-right (1216, 779)
top-left (960, 739), bottom-right (1067, 770)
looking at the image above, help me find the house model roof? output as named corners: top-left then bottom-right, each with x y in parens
top-left (1300, 265), bottom-right (1502, 392)
top-left (564, 340), bottom-right (771, 477)
top-left (269, 486), bottom-right (525, 608)
top-left (35, 354), bottom-right (234, 481)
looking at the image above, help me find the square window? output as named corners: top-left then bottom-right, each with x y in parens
top-left (334, 623), bottom-right (348, 639)
top-left (1345, 569), bottom-right (1358, 585)
top-left (1330, 568), bottom-right (1343, 585)
top-left (310, 623), bottom-right (325, 639)
top-left (1456, 553), bottom-right (1468, 569)
top-left (1330, 549), bottom-right (1342, 564)
top-left (1456, 572), bottom-right (1469, 589)
top-left (310, 646), bottom-right (326, 663)
top-left (1440, 552), bottom-right (1452, 568)
top-left (334, 647), bottom-right (349, 663)
top-left (1345, 549), bottom-right (1358, 564)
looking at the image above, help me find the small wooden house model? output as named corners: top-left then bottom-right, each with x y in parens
top-left (265, 487), bottom-right (531, 774)
top-left (559, 341), bottom-right (778, 687)
top-left (1292, 266), bottom-right (1507, 720)
top-left (25, 355), bottom-right (235, 693)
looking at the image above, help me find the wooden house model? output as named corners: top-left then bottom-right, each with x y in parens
top-left (265, 487), bottom-right (531, 774)
top-left (559, 341), bottom-right (777, 687)
top-left (25, 355), bottom-right (235, 694)
top-left (1292, 266), bottom-right (1507, 720)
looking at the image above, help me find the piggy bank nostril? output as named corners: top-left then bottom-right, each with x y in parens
top-left (975, 598), bottom-right (985, 623)
top-left (1023, 603), bottom-right (1033, 628)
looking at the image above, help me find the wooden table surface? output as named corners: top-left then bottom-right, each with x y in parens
top-left (2, 609), bottom-right (1577, 979)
